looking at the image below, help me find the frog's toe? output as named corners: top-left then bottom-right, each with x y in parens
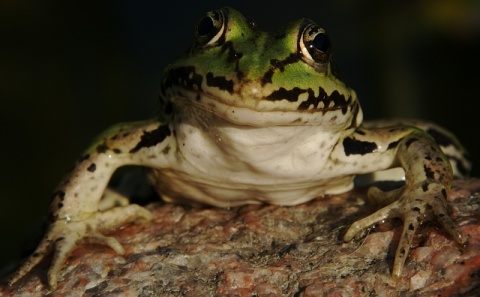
top-left (343, 199), bottom-right (402, 242)
top-left (367, 185), bottom-right (404, 206)
top-left (94, 204), bottom-right (153, 232)
top-left (343, 190), bottom-right (416, 280)
top-left (344, 185), bottom-right (407, 242)
top-left (46, 221), bottom-right (126, 289)
top-left (431, 194), bottom-right (467, 246)
top-left (6, 234), bottom-right (54, 287)
top-left (391, 208), bottom-right (422, 279)
top-left (46, 224), bottom-right (94, 289)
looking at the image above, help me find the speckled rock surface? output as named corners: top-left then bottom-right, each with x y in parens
top-left (1, 179), bottom-right (480, 296)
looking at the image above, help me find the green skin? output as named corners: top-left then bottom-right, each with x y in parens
top-left (8, 7), bottom-right (470, 289)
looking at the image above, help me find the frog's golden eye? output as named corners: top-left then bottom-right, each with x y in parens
top-left (299, 23), bottom-right (331, 69)
top-left (195, 9), bottom-right (225, 47)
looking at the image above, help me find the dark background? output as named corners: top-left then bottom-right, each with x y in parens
top-left (1, 1), bottom-right (479, 273)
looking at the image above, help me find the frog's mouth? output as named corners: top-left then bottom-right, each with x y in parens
top-left (170, 89), bottom-right (362, 128)
top-left (162, 63), bottom-right (360, 127)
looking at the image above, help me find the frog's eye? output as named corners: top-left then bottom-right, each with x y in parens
top-left (195, 10), bottom-right (226, 47)
top-left (299, 24), bottom-right (331, 68)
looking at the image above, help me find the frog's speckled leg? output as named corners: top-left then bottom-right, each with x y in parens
top-left (8, 119), bottom-right (173, 289)
top-left (363, 119), bottom-right (471, 178)
top-left (343, 130), bottom-right (467, 280)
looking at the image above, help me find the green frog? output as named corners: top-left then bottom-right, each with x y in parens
top-left (8, 7), bottom-right (470, 289)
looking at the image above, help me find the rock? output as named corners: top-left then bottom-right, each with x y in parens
top-left (2, 179), bottom-right (480, 296)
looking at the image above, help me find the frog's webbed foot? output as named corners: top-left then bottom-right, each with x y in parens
top-left (343, 181), bottom-right (466, 279)
top-left (8, 203), bottom-right (152, 289)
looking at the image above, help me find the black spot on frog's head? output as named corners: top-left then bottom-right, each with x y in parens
top-left (206, 72), bottom-right (234, 94)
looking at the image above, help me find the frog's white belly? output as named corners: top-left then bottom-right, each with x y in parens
top-left (148, 169), bottom-right (354, 207)
top-left (148, 111), bottom-right (355, 207)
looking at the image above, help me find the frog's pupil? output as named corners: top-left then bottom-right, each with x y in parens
top-left (197, 16), bottom-right (214, 37)
top-left (313, 33), bottom-right (330, 53)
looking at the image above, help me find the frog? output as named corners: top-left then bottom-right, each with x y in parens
top-left (7, 7), bottom-right (471, 289)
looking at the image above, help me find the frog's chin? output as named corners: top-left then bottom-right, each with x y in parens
top-left (170, 92), bottom-right (361, 129)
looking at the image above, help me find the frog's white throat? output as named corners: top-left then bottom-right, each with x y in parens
top-left (173, 104), bottom-right (360, 183)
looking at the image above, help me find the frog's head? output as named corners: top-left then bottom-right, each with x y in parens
top-left (161, 7), bottom-right (362, 128)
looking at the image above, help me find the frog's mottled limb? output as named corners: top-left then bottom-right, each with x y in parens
top-left (363, 119), bottom-right (471, 178)
top-left (341, 127), bottom-right (467, 280)
top-left (7, 119), bottom-right (172, 289)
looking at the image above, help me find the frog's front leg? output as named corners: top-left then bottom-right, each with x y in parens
top-left (339, 127), bottom-right (467, 280)
top-left (7, 119), bottom-right (173, 289)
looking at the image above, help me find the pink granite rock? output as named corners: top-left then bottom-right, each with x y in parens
top-left (1, 179), bottom-right (480, 296)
